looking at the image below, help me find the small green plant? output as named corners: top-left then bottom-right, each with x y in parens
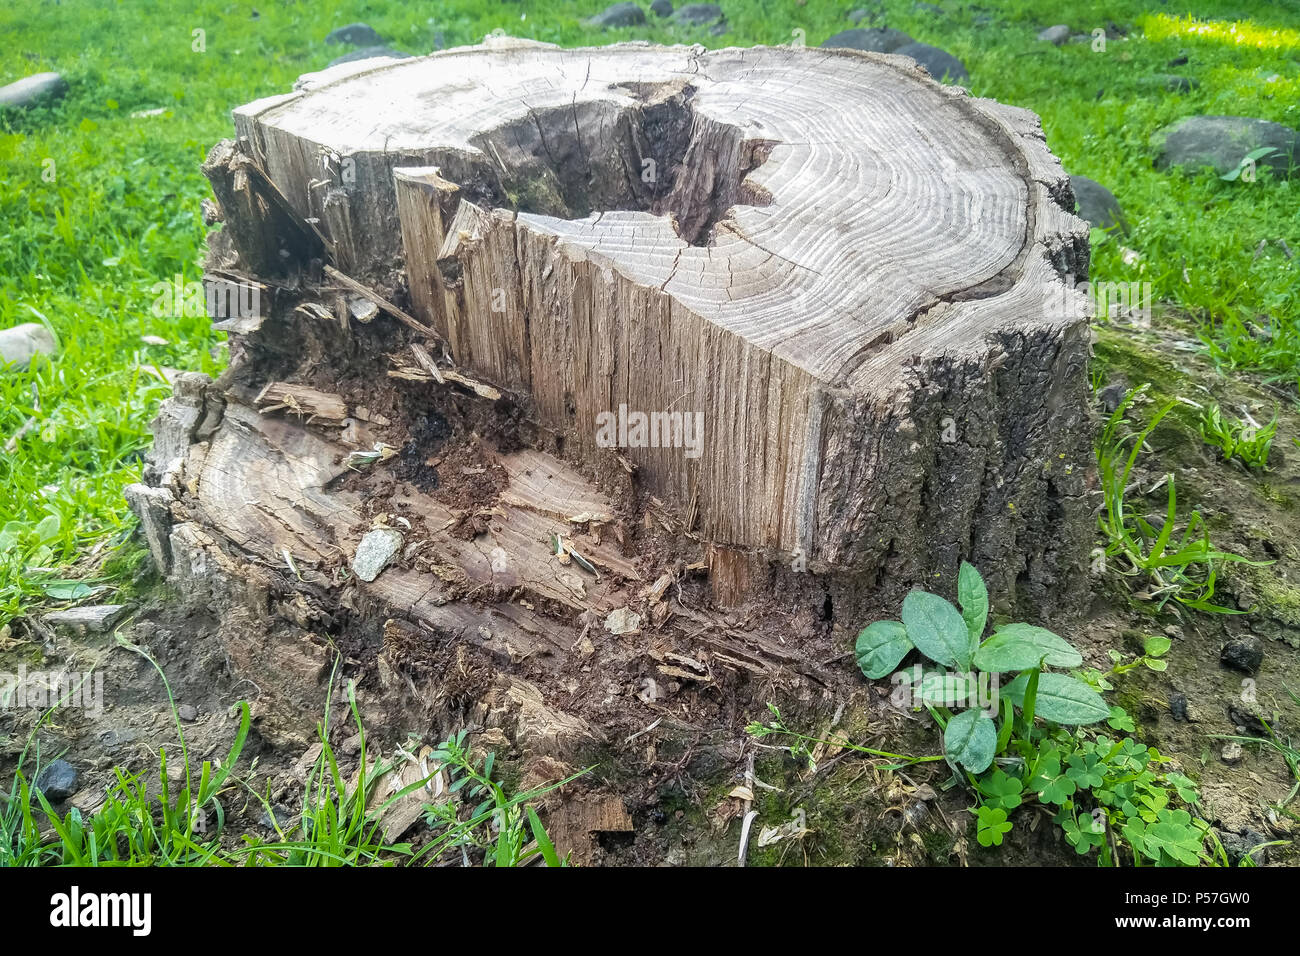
top-left (1199, 403), bottom-right (1277, 470)
top-left (1079, 633), bottom-right (1172, 696)
top-left (855, 562), bottom-right (1108, 776)
top-left (1097, 386), bottom-right (1265, 613)
top-left (414, 729), bottom-right (585, 867)
top-left (853, 564), bottom-right (1217, 866)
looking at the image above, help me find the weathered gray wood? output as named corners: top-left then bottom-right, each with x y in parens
top-left (202, 39), bottom-right (1094, 614)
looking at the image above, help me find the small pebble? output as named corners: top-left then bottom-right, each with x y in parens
top-left (34, 759), bottom-right (80, 801)
top-left (1169, 692), bottom-right (1188, 722)
top-left (1220, 635), bottom-right (1264, 675)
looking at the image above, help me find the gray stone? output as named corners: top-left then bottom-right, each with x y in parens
top-left (99, 728), bottom-right (140, 748)
top-left (351, 527), bottom-right (403, 582)
top-left (893, 42), bottom-right (968, 83)
top-left (1038, 25), bottom-right (1071, 46)
top-left (259, 803), bottom-right (293, 829)
top-left (671, 4), bottom-right (723, 26)
top-left (848, 8), bottom-right (870, 24)
top-left (0, 323), bottom-right (57, 370)
top-left (328, 46), bottom-right (411, 67)
top-left (325, 23), bottom-right (384, 47)
top-left (1220, 741), bottom-right (1244, 765)
top-left (585, 2), bottom-right (647, 28)
top-left (1168, 691), bottom-right (1188, 722)
top-left (1220, 635), bottom-right (1264, 674)
top-left (35, 759), bottom-right (80, 801)
top-left (820, 28), bottom-right (912, 53)
top-left (1153, 115), bottom-right (1300, 179)
top-left (651, 0), bottom-right (673, 16)
top-left (178, 703), bottom-right (199, 722)
top-left (1219, 827), bottom-right (1269, 865)
top-left (43, 604), bottom-right (128, 635)
top-left (1228, 701), bottom-right (1268, 737)
top-left (1069, 174), bottom-right (1129, 235)
top-left (0, 72), bottom-right (68, 110)
top-left (1097, 378), bottom-right (1129, 413)
top-left (914, 2), bottom-right (945, 14)
top-left (1137, 74), bottom-right (1199, 93)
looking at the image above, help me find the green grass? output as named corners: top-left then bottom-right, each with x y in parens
top-left (1199, 401), bottom-right (1278, 468)
top-left (1096, 385), bottom-right (1267, 612)
top-left (1, 642), bottom-right (575, 866)
top-left (1, 0), bottom-right (1298, 624)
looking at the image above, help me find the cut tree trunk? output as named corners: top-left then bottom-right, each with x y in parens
top-left (129, 41), bottom-right (1095, 844)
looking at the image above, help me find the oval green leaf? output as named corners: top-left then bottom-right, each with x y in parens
top-left (854, 620), bottom-right (912, 679)
top-left (943, 708), bottom-right (997, 773)
top-left (957, 561), bottom-right (988, 646)
top-left (1001, 672), bottom-right (1109, 725)
top-left (972, 623), bottom-right (1083, 672)
top-left (902, 589), bottom-right (971, 670)
top-left (916, 670), bottom-right (977, 706)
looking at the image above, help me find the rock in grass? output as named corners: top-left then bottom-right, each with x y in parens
top-left (913, 1), bottom-right (945, 14)
top-left (1069, 174), bottom-right (1129, 235)
top-left (894, 41), bottom-right (968, 83)
top-left (1137, 73), bottom-right (1198, 94)
top-left (1038, 25), bottom-right (1070, 45)
top-left (1218, 827), bottom-right (1269, 865)
top-left (351, 527), bottom-right (403, 582)
top-left (35, 759), bottom-right (80, 802)
top-left (328, 46), bottom-right (411, 67)
top-left (584, 2), bottom-right (647, 28)
top-left (43, 604), bottom-right (127, 635)
top-left (651, 0), bottom-right (673, 16)
top-left (1152, 115), bottom-right (1300, 179)
top-left (671, 3), bottom-right (724, 26)
top-left (259, 803), bottom-right (293, 829)
top-left (1220, 635), bottom-right (1264, 674)
top-left (0, 72), bottom-right (68, 109)
top-left (0, 323), bottom-right (56, 370)
top-left (821, 27), bottom-right (912, 53)
top-left (1220, 741), bottom-right (1244, 765)
top-left (325, 22), bottom-right (384, 46)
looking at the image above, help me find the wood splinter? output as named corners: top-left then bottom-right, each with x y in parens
top-left (322, 264), bottom-right (444, 344)
top-left (254, 382), bottom-right (349, 427)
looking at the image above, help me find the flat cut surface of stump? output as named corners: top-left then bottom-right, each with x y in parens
top-left (216, 39), bottom-right (1093, 612)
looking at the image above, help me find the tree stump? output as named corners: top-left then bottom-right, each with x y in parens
top-left (130, 40), bottom-right (1094, 795)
